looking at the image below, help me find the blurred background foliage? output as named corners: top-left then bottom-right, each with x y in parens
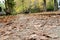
top-left (0, 2), bottom-right (5, 9)
top-left (46, 0), bottom-right (54, 11)
top-left (13, 0), bottom-right (56, 13)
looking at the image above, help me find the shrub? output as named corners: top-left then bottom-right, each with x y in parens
top-left (47, 0), bottom-right (54, 11)
top-left (30, 7), bottom-right (40, 13)
top-left (47, 5), bottom-right (54, 11)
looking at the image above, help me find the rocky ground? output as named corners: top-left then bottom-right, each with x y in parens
top-left (0, 14), bottom-right (60, 40)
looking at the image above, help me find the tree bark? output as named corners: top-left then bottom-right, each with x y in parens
top-left (54, 0), bottom-right (58, 11)
top-left (5, 0), bottom-right (15, 15)
top-left (5, 0), bottom-right (11, 15)
top-left (43, 0), bottom-right (46, 11)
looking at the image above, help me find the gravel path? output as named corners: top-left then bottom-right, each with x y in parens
top-left (0, 14), bottom-right (60, 40)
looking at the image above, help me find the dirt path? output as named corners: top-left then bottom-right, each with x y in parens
top-left (0, 14), bottom-right (60, 40)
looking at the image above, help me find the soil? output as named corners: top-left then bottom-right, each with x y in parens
top-left (0, 13), bottom-right (60, 40)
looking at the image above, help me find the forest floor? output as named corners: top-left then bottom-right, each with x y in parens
top-left (0, 13), bottom-right (60, 40)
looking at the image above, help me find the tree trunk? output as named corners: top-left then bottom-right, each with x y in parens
top-left (5, 0), bottom-right (11, 15)
top-left (43, 0), bottom-right (46, 11)
top-left (5, 0), bottom-right (7, 9)
top-left (5, 0), bottom-right (15, 15)
top-left (54, 0), bottom-right (58, 11)
top-left (22, 0), bottom-right (24, 13)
